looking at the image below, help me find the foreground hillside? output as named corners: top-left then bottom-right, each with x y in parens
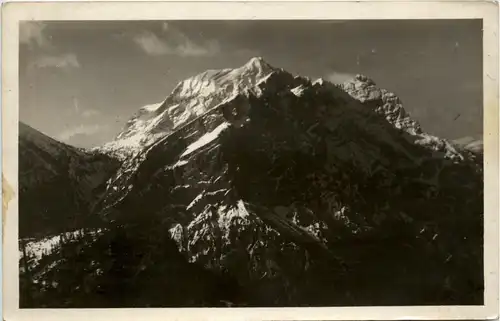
top-left (19, 57), bottom-right (484, 307)
top-left (19, 122), bottom-right (119, 239)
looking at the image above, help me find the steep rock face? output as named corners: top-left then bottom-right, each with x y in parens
top-left (340, 75), bottom-right (423, 135)
top-left (19, 122), bottom-right (120, 238)
top-left (23, 58), bottom-right (483, 307)
top-left (90, 59), bottom-right (483, 306)
top-left (341, 75), bottom-right (466, 161)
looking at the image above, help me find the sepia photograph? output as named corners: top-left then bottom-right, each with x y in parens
top-left (2, 1), bottom-right (499, 320)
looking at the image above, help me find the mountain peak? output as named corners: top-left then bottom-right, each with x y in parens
top-left (241, 56), bottom-right (274, 73)
top-left (98, 57), bottom-right (278, 158)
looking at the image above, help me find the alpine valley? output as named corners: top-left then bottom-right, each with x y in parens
top-left (19, 57), bottom-right (484, 308)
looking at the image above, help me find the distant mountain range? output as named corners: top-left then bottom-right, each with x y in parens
top-left (19, 57), bottom-right (484, 308)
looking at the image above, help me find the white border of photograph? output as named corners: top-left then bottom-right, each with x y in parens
top-left (2, 1), bottom-right (499, 320)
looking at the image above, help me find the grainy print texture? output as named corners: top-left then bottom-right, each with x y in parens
top-left (18, 20), bottom-right (484, 308)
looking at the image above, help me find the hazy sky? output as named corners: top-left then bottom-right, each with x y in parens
top-left (19, 20), bottom-right (482, 148)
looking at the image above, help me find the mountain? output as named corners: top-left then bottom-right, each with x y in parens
top-left (19, 122), bottom-right (119, 238)
top-left (20, 57), bottom-right (484, 307)
top-left (97, 57), bottom-right (275, 159)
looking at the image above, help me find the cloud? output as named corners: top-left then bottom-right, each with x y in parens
top-left (73, 97), bottom-right (80, 113)
top-left (81, 109), bottom-right (100, 118)
top-left (58, 124), bottom-right (105, 142)
top-left (326, 71), bottom-right (356, 84)
top-left (133, 22), bottom-right (220, 57)
top-left (71, 97), bottom-right (100, 118)
top-left (33, 53), bottom-right (80, 69)
top-left (59, 124), bottom-right (111, 149)
top-left (176, 39), bottom-right (220, 57)
top-left (20, 22), bottom-right (81, 72)
top-left (20, 21), bottom-right (49, 47)
top-left (133, 32), bottom-right (170, 56)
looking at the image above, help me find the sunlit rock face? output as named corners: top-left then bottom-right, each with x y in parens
top-left (96, 57), bottom-right (275, 159)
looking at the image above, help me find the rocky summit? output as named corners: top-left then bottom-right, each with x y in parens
top-left (19, 57), bottom-right (483, 308)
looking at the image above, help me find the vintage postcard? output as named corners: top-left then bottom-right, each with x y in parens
top-left (2, 1), bottom-right (499, 320)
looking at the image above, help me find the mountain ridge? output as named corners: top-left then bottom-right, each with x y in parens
top-left (19, 122), bottom-right (120, 238)
top-left (96, 57), bottom-right (465, 164)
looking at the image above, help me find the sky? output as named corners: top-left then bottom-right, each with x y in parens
top-left (19, 20), bottom-right (483, 148)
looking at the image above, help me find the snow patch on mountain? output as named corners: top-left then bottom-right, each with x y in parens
top-left (165, 159), bottom-right (189, 170)
top-left (21, 229), bottom-right (103, 266)
top-left (291, 84), bottom-right (306, 97)
top-left (181, 122), bottom-right (230, 157)
top-left (141, 102), bottom-right (163, 113)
